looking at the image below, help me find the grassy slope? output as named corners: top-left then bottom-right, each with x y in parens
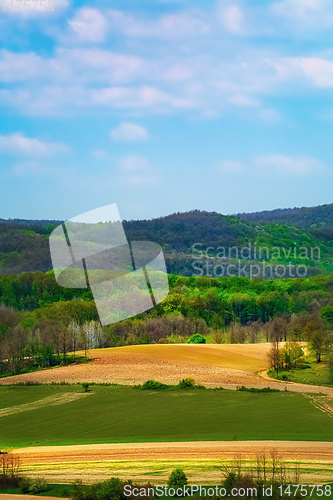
top-left (1, 385), bottom-right (333, 448)
top-left (271, 363), bottom-right (333, 387)
top-left (268, 352), bottom-right (333, 387)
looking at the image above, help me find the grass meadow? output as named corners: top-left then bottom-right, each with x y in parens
top-left (1, 384), bottom-right (333, 448)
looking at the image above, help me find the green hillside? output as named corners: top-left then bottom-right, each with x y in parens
top-left (1, 204), bottom-right (333, 277)
top-left (1, 385), bottom-right (333, 447)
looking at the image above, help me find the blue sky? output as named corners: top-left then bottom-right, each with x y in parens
top-left (1, 0), bottom-right (333, 221)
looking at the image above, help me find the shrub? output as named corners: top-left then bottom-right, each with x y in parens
top-left (281, 341), bottom-right (304, 370)
top-left (95, 477), bottom-right (126, 500)
top-left (236, 386), bottom-right (280, 393)
top-left (73, 478), bottom-right (154, 500)
top-left (167, 468), bottom-right (188, 492)
top-left (178, 377), bottom-right (195, 389)
top-left (29, 477), bottom-right (48, 494)
top-left (211, 330), bottom-right (224, 344)
top-left (82, 383), bottom-right (89, 392)
top-left (187, 334), bottom-right (206, 344)
top-left (72, 479), bottom-right (88, 500)
top-left (142, 380), bottom-right (170, 391)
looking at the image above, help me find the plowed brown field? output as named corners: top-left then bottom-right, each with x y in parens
top-left (0, 343), bottom-right (279, 387)
top-left (1, 343), bottom-right (332, 395)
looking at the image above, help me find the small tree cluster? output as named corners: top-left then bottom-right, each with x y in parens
top-left (220, 450), bottom-right (301, 500)
top-left (268, 341), bottom-right (305, 375)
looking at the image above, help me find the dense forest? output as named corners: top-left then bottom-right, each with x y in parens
top-left (1, 270), bottom-right (333, 376)
top-left (2, 203), bottom-right (333, 276)
top-left (237, 203), bottom-right (333, 229)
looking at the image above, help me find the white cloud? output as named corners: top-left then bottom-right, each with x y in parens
top-left (290, 57), bottom-right (333, 88)
top-left (3, 4), bottom-right (333, 118)
top-left (265, 55), bottom-right (333, 89)
top-left (91, 86), bottom-right (194, 110)
top-left (255, 154), bottom-right (326, 175)
top-left (111, 122), bottom-right (149, 141)
top-left (0, 50), bottom-right (43, 82)
top-left (57, 48), bottom-right (143, 84)
top-left (163, 64), bottom-right (193, 82)
top-left (217, 154), bottom-right (327, 176)
top-left (229, 94), bottom-right (260, 108)
top-left (0, 45), bottom-right (295, 117)
top-left (270, 0), bottom-right (333, 32)
top-left (67, 8), bottom-right (109, 43)
top-left (108, 9), bottom-right (208, 38)
top-left (0, 48), bottom-right (143, 86)
top-left (118, 154), bottom-right (160, 186)
top-left (0, 133), bottom-right (67, 156)
top-left (271, 0), bottom-right (322, 19)
top-left (220, 5), bottom-right (244, 34)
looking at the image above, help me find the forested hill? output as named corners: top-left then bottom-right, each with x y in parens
top-left (237, 203), bottom-right (333, 230)
top-left (124, 211), bottom-right (254, 253)
top-left (0, 212), bottom-right (253, 274)
top-left (1, 203), bottom-right (333, 276)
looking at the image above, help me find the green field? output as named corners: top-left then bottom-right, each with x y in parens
top-left (1, 384), bottom-right (333, 448)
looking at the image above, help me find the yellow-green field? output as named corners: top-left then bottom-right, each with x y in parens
top-left (16, 457), bottom-right (333, 485)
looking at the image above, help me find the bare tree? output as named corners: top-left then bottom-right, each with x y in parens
top-left (68, 321), bottom-right (80, 359)
top-left (3, 327), bottom-right (27, 374)
top-left (268, 340), bottom-right (282, 377)
top-left (59, 325), bottom-right (71, 361)
top-left (0, 452), bottom-right (21, 480)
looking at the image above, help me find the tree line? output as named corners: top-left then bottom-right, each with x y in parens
top-left (2, 271), bottom-right (333, 376)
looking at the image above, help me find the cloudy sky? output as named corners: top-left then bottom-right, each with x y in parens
top-left (1, 0), bottom-right (333, 221)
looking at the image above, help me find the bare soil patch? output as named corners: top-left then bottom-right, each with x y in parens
top-left (1, 343), bottom-right (332, 395)
top-left (0, 344), bottom-right (273, 387)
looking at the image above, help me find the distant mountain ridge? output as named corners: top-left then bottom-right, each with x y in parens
top-left (1, 202), bottom-right (333, 276)
top-left (237, 202), bottom-right (333, 228)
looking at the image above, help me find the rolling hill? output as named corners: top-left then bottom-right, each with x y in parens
top-left (1, 202), bottom-right (333, 276)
